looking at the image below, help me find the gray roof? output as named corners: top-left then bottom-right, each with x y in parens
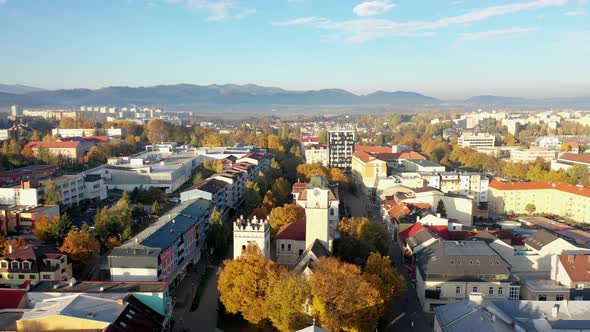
top-left (141, 214), bottom-right (198, 249)
top-left (415, 241), bottom-right (511, 281)
top-left (407, 159), bottom-right (444, 167)
top-left (524, 229), bottom-right (558, 251)
top-left (292, 239), bottom-right (331, 274)
top-left (31, 281), bottom-right (167, 293)
top-left (20, 294), bottom-right (124, 324)
top-left (406, 229), bottom-right (435, 250)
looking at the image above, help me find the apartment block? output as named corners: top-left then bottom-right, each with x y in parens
top-left (458, 133), bottom-right (496, 149)
top-left (328, 130), bottom-right (355, 172)
top-left (305, 144), bottom-right (329, 167)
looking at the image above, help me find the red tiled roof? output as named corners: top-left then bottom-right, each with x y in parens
top-left (26, 141), bottom-right (80, 149)
top-left (0, 289), bottom-right (25, 309)
top-left (397, 151), bottom-right (426, 160)
top-left (353, 150), bottom-right (380, 163)
top-left (559, 254), bottom-right (590, 282)
top-left (301, 137), bottom-right (319, 143)
top-left (489, 180), bottom-right (590, 198)
top-left (355, 145), bottom-right (392, 154)
top-left (558, 152), bottom-right (590, 164)
top-left (426, 225), bottom-right (450, 240)
top-left (1, 245), bottom-right (65, 261)
top-left (399, 223), bottom-right (426, 241)
top-left (275, 219), bottom-right (306, 241)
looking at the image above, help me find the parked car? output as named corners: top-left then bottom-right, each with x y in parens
top-left (169, 197), bottom-right (180, 203)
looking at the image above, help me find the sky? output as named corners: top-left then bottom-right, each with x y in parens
top-left (0, 0), bottom-right (589, 99)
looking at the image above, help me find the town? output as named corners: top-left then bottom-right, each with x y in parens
top-left (0, 104), bottom-right (588, 332)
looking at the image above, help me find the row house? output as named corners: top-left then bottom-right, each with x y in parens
top-left (180, 178), bottom-right (230, 213)
top-left (108, 199), bottom-right (212, 288)
top-left (0, 245), bottom-right (72, 286)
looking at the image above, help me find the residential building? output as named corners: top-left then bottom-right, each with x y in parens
top-left (236, 152), bottom-right (271, 175)
top-left (25, 141), bottom-right (85, 162)
top-left (0, 180), bottom-right (40, 206)
top-left (510, 147), bottom-right (558, 163)
top-left (211, 169), bottom-right (246, 211)
top-left (402, 159), bottom-right (445, 173)
top-left (421, 172), bottom-right (489, 204)
top-left (458, 132), bottom-right (495, 149)
top-left (40, 175), bottom-right (85, 206)
top-left (233, 215), bottom-right (270, 259)
top-left (0, 205), bottom-right (60, 235)
top-left (551, 152), bottom-right (590, 171)
top-left (108, 199), bottom-right (212, 287)
top-left (551, 254), bottom-right (590, 300)
top-left (300, 136), bottom-right (319, 146)
top-left (180, 178), bottom-right (230, 212)
top-left (394, 187), bottom-right (474, 226)
top-left (434, 297), bottom-right (590, 332)
top-left (415, 241), bottom-right (512, 312)
top-left (488, 180), bottom-right (590, 224)
top-left (535, 136), bottom-right (561, 149)
top-left (0, 245), bottom-right (72, 286)
top-left (305, 144), bottom-right (329, 167)
top-left (328, 130), bottom-right (355, 171)
top-left (51, 128), bottom-right (123, 138)
top-left (351, 150), bottom-right (387, 196)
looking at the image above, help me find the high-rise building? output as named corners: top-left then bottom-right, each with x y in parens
top-left (328, 130), bottom-right (355, 171)
top-left (10, 105), bottom-right (22, 117)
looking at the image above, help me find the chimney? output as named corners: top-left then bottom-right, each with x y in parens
top-left (8, 244), bottom-right (13, 254)
top-left (552, 304), bottom-right (560, 317)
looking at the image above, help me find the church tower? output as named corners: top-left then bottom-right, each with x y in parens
top-left (303, 176), bottom-right (331, 251)
top-left (233, 215), bottom-right (270, 259)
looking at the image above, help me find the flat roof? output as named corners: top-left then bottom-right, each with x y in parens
top-left (31, 281), bottom-right (167, 293)
top-left (406, 159), bottom-right (444, 167)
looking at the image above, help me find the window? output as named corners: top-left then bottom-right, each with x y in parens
top-left (330, 209), bottom-right (335, 216)
top-left (287, 244), bottom-right (291, 251)
top-left (576, 284), bottom-right (585, 290)
top-left (0, 261), bottom-right (7, 269)
top-left (436, 286), bottom-right (442, 293)
top-left (456, 287), bottom-right (461, 295)
top-left (489, 287), bottom-right (494, 295)
top-left (18, 274), bottom-right (24, 279)
top-left (498, 287), bottom-right (503, 295)
top-left (22, 262), bottom-right (30, 270)
top-left (10, 261), bottom-right (19, 270)
top-left (556, 295), bottom-right (564, 301)
top-left (29, 275), bottom-right (36, 279)
top-left (42, 275), bottom-right (51, 280)
top-left (472, 287), bottom-right (478, 293)
top-left (574, 296), bottom-right (583, 301)
top-left (281, 244), bottom-right (285, 251)
top-left (8, 274), bottom-right (13, 279)
top-left (538, 295), bottom-right (547, 301)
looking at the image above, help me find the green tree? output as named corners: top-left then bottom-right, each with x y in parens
top-left (43, 179), bottom-right (62, 205)
top-left (54, 214), bottom-right (73, 245)
top-left (270, 177), bottom-right (291, 206)
top-left (567, 164), bottom-right (588, 186)
top-left (206, 209), bottom-right (228, 260)
top-left (436, 200), bottom-right (447, 218)
top-left (244, 181), bottom-right (262, 211)
top-left (335, 217), bottom-right (389, 265)
top-left (317, 130), bottom-right (327, 144)
top-left (152, 201), bottom-right (162, 216)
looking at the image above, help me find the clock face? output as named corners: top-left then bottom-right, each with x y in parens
top-left (313, 188), bottom-right (320, 196)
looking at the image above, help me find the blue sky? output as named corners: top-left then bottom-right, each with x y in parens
top-left (0, 0), bottom-right (588, 99)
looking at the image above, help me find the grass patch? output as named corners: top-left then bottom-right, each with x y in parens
top-left (189, 267), bottom-right (215, 312)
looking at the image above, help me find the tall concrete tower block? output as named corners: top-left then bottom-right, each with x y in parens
top-left (304, 176), bottom-right (331, 251)
top-left (233, 215), bottom-right (270, 259)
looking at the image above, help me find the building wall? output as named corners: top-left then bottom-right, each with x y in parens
top-left (305, 189), bottom-right (330, 250)
top-left (233, 222), bottom-right (271, 260)
top-left (16, 315), bottom-right (108, 332)
top-left (276, 239), bottom-right (306, 266)
top-left (305, 148), bottom-right (329, 167)
top-left (520, 285), bottom-right (569, 301)
top-left (109, 267), bottom-right (159, 282)
top-left (0, 188), bottom-right (39, 206)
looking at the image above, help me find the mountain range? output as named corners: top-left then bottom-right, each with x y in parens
top-left (0, 83), bottom-right (588, 110)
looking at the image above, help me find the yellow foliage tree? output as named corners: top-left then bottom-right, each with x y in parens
top-left (60, 230), bottom-right (100, 261)
top-left (269, 203), bottom-right (305, 230)
top-left (264, 269), bottom-right (312, 332)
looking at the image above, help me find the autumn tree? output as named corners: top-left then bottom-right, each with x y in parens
top-left (60, 229), bottom-right (100, 261)
top-left (43, 179), bottom-right (62, 205)
top-left (567, 164), bottom-right (589, 186)
top-left (525, 203), bottom-right (536, 215)
top-left (329, 167), bottom-right (349, 189)
top-left (33, 215), bottom-right (60, 243)
top-left (264, 269), bottom-right (312, 332)
top-left (297, 163), bottom-right (330, 182)
top-left (0, 236), bottom-right (27, 256)
top-left (201, 132), bottom-right (223, 147)
top-left (310, 257), bottom-right (385, 331)
top-left (269, 203), bottom-right (305, 231)
top-left (244, 181), bottom-right (262, 211)
top-left (146, 119), bottom-right (172, 144)
top-left (218, 244), bottom-right (280, 324)
top-left (335, 217), bottom-right (389, 264)
top-left (365, 252), bottom-right (406, 314)
top-left (207, 209), bottom-right (229, 260)
top-left (152, 200), bottom-right (162, 217)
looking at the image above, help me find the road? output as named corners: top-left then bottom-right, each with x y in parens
top-left (342, 186), bottom-right (433, 332)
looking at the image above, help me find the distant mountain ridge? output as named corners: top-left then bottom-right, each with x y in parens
top-left (0, 83), bottom-right (588, 110)
top-left (0, 84), bottom-right (47, 94)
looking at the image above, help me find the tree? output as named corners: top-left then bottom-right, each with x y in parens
top-left (270, 177), bottom-right (292, 206)
top-left (364, 252), bottom-right (406, 314)
top-left (201, 132), bottom-right (222, 147)
top-left (206, 209), bottom-right (228, 260)
top-left (269, 204), bottom-right (305, 231)
top-left (0, 236), bottom-right (27, 256)
top-left (33, 215), bottom-right (60, 243)
top-left (43, 179), bottom-right (62, 205)
top-left (310, 257), bottom-right (385, 331)
top-left (244, 181), bottom-right (262, 211)
top-left (146, 119), bottom-right (171, 144)
top-left (297, 163), bottom-right (330, 182)
top-left (318, 130), bottom-right (327, 144)
top-left (106, 236), bottom-right (122, 249)
top-left (525, 203), bottom-right (536, 215)
top-left (54, 214), bottom-right (73, 245)
top-left (567, 164), bottom-right (589, 186)
top-left (335, 217), bottom-right (389, 264)
top-left (192, 172), bottom-right (204, 184)
top-left (152, 201), bottom-right (162, 217)
top-left (264, 270), bottom-right (312, 332)
top-left (436, 200), bottom-right (447, 218)
top-left (329, 167), bottom-right (349, 189)
top-left (60, 229), bottom-right (100, 261)
top-left (218, 244), bottom-right (280, 324)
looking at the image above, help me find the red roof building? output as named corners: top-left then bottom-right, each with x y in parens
top-left (275, 219), bottom-right (306, 241)
top-left (0, 289), bottom-right (26, 309)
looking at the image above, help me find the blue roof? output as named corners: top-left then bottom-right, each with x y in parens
top-left (140, 200), bottom-right (211, 250)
